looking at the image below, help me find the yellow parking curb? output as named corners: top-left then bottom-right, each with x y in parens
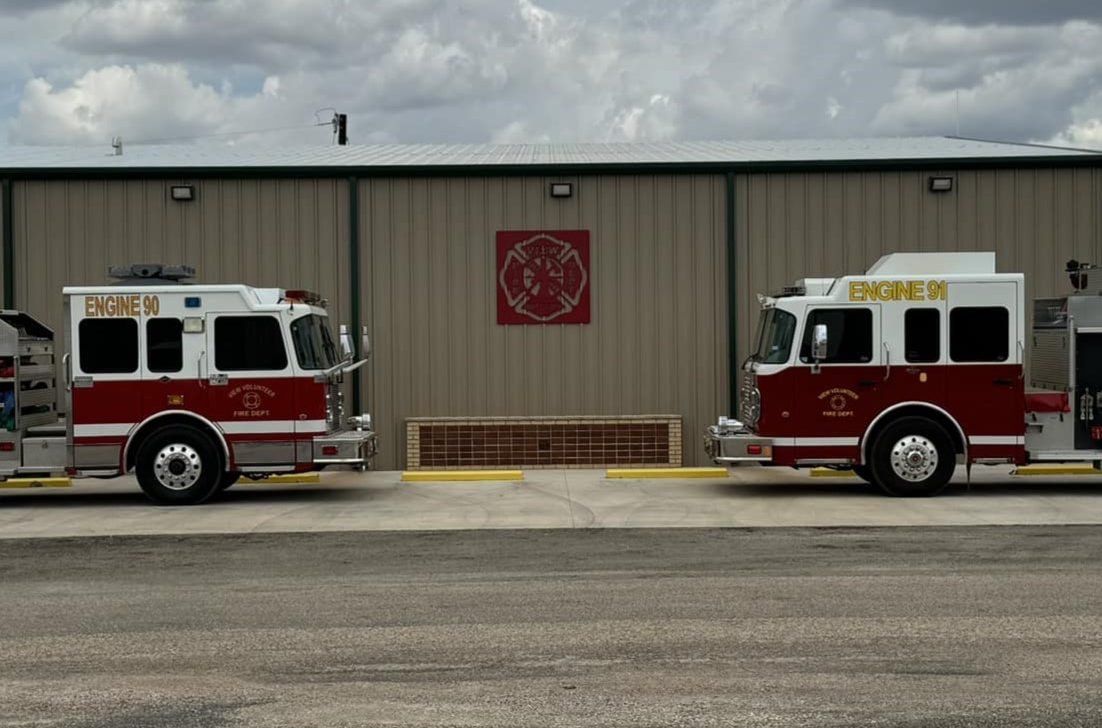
top-left (401, 470), bottom-right (524, 482)
top-left (0, 477), bottom-right (72, 488)
top-left (240, 473), bottom-right (321, 485)
top-left (606, 468), bottom-right (728, 479)
top-left (810, 468), bottom-right (856, 478)
top-left (1014, 464), bottom-right (1100, 476)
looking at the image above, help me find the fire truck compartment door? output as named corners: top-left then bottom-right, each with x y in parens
top-left (945, 280), bottom-right (1024, 449)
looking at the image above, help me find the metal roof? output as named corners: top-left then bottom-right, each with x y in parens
top-left (1, 136), bottom-right (1098, 171)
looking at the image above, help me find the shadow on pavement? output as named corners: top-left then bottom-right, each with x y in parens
top-left (709, 480), bottom-right (879, 498)
top-left (943, 479), bottom-right (1102, 497)
top-left (0, 486), bottom-right (383, 508)
top-left (217, 486), bottom-right (380, 504)
top-left (709, 477), bottom-right (1102, 498)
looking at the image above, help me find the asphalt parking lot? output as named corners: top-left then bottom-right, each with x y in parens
top-left (3, 526), bottom-right (1101, 728)
top-left (3, 465), bottom-right (1102, 538)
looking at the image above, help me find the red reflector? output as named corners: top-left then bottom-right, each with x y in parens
top-left (0, 442), bottom-right (13, 452)
top-left (747, 444), bottom-right (762, 455)
top-left (322, 446), bottom-right (339, 456)
top-left (66, 467), bottom-right (79, 476)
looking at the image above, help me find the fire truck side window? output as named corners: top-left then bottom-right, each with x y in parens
top-left (214, 316), bottom-right (289, 371)
top-left (147, 318), bottom-right (183, 373)
top-left (904, 308), bottom-right (940, 363)
top-left (799, 308), bottom-right (873, 364)
top-left (949, 306), bottom-right (1009, 362)
top-left (79, 319), bottom-right (138, 374)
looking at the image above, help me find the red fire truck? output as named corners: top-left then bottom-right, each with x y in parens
top-left (704, 252), bottom-right (1102, 496)
top-left (0, 264), bottom-right (376, 505)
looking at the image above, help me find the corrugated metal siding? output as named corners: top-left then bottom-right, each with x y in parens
top-left (360, 175), bottom-right (728, 469)
top-left (734, 168), bottom-right (1102, 367)
top-left (11, 165), bottom-right (1101, 472)
top-left (13, 177), bottom-right (351, 394)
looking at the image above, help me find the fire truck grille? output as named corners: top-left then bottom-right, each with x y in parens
top-left (740, 372), bottom-right (760, 426)
top-left (326, 382), bottom-right (344, 432)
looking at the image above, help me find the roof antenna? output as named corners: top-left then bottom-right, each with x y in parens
top-left (955, 90), bottom-right (961, 137)
top-left (111, 136), bottom-right (123, 156)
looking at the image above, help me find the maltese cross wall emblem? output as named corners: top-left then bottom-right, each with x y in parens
top-left (496, 230), bottom-right (591, 325)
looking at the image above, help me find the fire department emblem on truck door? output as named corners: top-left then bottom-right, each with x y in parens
top-left (497, 230), bottom-right (590, 324)
top-left (229, 384), bottom-right (275, 418)
top-left (818, 388), bottom-right (859, 417)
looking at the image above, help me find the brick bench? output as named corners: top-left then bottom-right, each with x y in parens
top-left (405, 415), bottom-right (682, 470)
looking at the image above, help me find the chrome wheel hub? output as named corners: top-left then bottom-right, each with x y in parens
top-left (153, 443), bottom-right (202, 491)
top-left (890, 435), bottom-right (937, 482)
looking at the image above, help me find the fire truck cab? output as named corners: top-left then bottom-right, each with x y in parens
top-left (0, 264), bottom-right (377, 505)
top-left (705, 252), bottom-right (1031, 496)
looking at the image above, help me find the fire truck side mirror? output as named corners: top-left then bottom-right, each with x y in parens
top-left (339, 324), bottom-right (355, 361)
top-left (811, 324), bottom-right (829, 362)
top-left (361, 326), bottom-right (371, 361)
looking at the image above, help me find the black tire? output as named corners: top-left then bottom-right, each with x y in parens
top-left (851, 464), bottom-right (874, 484)
top-left (135, 425), bottom-right (224, 505)
top-left (868, 416), bottom-right (956, 497)
top-left (218, 471), bottom-right (242, 492)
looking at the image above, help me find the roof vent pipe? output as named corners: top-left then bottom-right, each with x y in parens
top-left (111, 136), bottom-right (123, 156)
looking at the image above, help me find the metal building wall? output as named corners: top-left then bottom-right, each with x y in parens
top-left (9, 165), bottom-right (1099, 471)
top-left (733, 168), bottom-right (1102, 367)
top-left (12, 178), bottom-right (352, 350)
top-left (359, 175), bottom-right (729, 469)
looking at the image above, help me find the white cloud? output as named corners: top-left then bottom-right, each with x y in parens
top-left (1, 0), bottom-right (1102, 147)
top-left (1054, 119), bottom-right (1102, 147)
top-left (873, 21), bottom-right (1102, 141)
top-left (8, 64), bottom-right (297, 145)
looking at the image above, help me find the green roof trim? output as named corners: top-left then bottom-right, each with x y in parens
top-left (1, 156), bottom-right (1100, 181)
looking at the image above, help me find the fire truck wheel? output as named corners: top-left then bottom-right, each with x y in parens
top-left (869, 417), bottom-right (955, 497)
top-left (218, 472), bottom-right (242, 491)
top-left (135, 426), bottom-right (224, 505)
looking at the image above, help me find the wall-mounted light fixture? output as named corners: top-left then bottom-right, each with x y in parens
top-left (928, 176), bottom-right (954, 193)
top-left (549, 182), bottom-right (573, 198)
top-left (170, 185), bottom-right (196, 201)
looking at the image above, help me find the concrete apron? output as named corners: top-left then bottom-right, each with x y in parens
top-left (2, 465), bottom-right (1102, 539)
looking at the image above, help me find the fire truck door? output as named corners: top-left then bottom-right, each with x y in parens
top-left (945, 281), bottom-right (1023, 448)
top-left (69, 306), bottom-right (143, 471)
top-left (204, 314), bottom-right (298, 468)
top-left (796, 304), bottom-right (883, 449)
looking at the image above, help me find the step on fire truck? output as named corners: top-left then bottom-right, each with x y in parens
top-left (704, 252), bottom-right (1102, 496)
top-left (0, 264), bottom-right (376, 505)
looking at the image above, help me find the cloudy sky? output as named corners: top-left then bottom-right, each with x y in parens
top-left (2, 0), bottom-right (1101, 149)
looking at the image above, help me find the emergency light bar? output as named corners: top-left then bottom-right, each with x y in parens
top-left (283, 289), bottom-right (327, 307)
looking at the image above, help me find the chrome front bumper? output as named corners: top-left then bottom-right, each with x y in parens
top-left (313, 418), bottom-right (378, 466)
top-left (703, 420), bottom-right (773, 465)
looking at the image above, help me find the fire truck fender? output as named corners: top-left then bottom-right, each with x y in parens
top-left (122, 411), bottom-right (231, 473)
top-left (860, 402), bottom-right (967, 466)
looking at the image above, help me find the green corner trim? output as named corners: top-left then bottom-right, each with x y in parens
top-left (2, 179), bottom-right (12, 310)
top-left (349, 176), bottom-right (362, 415)
top-left (725, 172), bottom-right (738, 417)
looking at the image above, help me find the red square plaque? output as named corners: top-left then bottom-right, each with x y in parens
top-left (496, 230), bottom-right (591, 324)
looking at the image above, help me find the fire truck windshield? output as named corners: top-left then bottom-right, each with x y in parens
top-left (290, 314), bottom-right (340, 370)
top-left (754, 308), bottom-right (796, 364)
